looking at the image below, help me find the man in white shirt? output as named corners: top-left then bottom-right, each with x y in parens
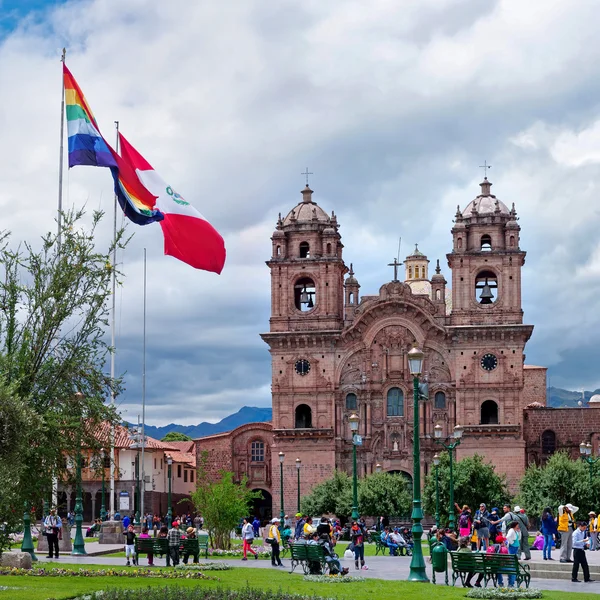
top-left (572, 520), bottom-right (594, 583)
top-left (43, 508), bottom-right (62, 559)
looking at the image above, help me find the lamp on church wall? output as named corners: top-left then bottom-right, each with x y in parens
top-left (278, 452), bottom-right (285, 524)
top-left (407, 346), bottom-right (428, 582)
top-left (349, 414), bottom-right (360, 520)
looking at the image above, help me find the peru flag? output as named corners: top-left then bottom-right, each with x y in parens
top-left (118, 133), bottom-right (226, 274)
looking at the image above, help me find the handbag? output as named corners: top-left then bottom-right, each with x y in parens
top-left (265, 537), bottom-right (274, 545)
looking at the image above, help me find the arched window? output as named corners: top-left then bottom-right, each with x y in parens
top-left (387, 388), bottom-right (404, 417)
top-left (346, 393), bottom-right (357, 410)
top-left (299, 242), bottom-right (310, 258)
top-left (481, 235), bottom-right (492, 252)
top-left (408, 266), bottom-right (412, 279)
top-left (480, 400), bottom-right (499, 424)
top-left (251, 440), bottom-right (265, 462)
top-left (457, 238), bottom-right (463, 249)
top-left (295, 404), bottom-right (312, 428)
top-left (294, 277), bottom-right (316, 311)
top-left (541, 430), bottom-right (556, 455)
top-left (276, 246), bottom-right (281, 256)
top-left (475, 270), bottom-right (498, 305)
top-left (436, 289), bottom-right (442, 301)
top-left (510, 235), bottom-right (515, 247)
top-left (326, 243), bottom-right (332, 254)
top-left (348, 292), bottom-right (354, 304)
top-left (434, 391), bottom-right (446, 409)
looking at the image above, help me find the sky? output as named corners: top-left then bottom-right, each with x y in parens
top-left (1, 0), bottom-right (599, 425)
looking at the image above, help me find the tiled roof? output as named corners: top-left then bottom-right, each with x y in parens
top-left (166, 441), bottom-right (195, 453)
top-left (166, 451), bottom-right (196, 467)
top-left (93, 421), bottom-right (177, 451)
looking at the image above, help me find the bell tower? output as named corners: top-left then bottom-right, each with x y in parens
top-left (266, 185), bottom-right (346, 333)
top-left (447, 178), bottom-right (525, 326)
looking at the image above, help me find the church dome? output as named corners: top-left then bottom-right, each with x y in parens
top-left (283, 186), bottom-right (331, 226)
top-left (462, 178), bottom-right (510, 217)
top-left (589, 394), bottom-right (600, 404)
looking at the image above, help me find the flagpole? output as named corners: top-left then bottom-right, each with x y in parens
top-left (57, 48), bottom-right (66, 249)
top-left (109, 121), bottom-right (119, 520)
top-left (140, 248), bottom-right (147, 523)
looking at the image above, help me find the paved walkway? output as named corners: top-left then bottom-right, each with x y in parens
top-left (22, 551), bottom-right (600, 594)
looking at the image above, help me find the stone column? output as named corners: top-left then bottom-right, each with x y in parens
top-left (91, 493), bottom-right (96, 522)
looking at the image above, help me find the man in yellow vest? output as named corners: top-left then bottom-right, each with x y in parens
top-left (558, 503), bottom-right (578, 563)
top-left (589, 512), bottom-right (598, 552)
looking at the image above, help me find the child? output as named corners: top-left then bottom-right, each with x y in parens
top-left (123, 524), bottom-right (137, 566)
top-left (139, 525), bottom-right (153, 566)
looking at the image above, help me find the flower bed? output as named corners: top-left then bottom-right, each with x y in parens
top-left (0, 567), bottom-right (214, 580)
top-left (71, 588), bottom-right (337, 600)
top-left (208, 547), bottom-right (271, 557)
top-left (466, 588), bottom-right (543, 599)
top-left (302, 574), bottom-right (366, 583)
top-left (174, 563), bottom-right (233, 571)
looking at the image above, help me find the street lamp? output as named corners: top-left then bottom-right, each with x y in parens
top-left (295, 458), bottom-right (301, 514)
top-left (279, 452), bottom-right (285, 524)
top-left (72, 454), bottom-right (87, 555)
top-left (407, 346), bottom-right (428, 583)
top-left (349, 413), bottom-right (360, 520)
top-left (166, 456), bottom-right (173, 528)
top-left (100, 453), bottom-right (107, 521)
top-left (376, 463), bottom-right (382, 473)
top-left (579, 441), bottom-right (600, 486)
top-left (20, 502), bottom-right (37, 561)
top-left (433, 454), bottom-right (441, 529)
top-left (434, 423), bottom-right (464, 531)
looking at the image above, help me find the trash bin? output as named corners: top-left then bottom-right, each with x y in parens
top-left (431, 541), bottom-right (448, 585)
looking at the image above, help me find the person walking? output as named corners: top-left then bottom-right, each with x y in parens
top-left (572, 520), bottom-right (594, 583)
top-left (241, 517), bottom-right (258, 561)
top-left (167, 520), bottom-right (182, 566)
top-left (43, 507), bottom-right (62, 560)
top-left (540, 507), bottom-right (558, 560)
top-left (589, 512), bottom-right (598, 551)
top-left (350, 520), bottom-right (368, 570)
top-left (558, 503), bottom-right (578, 563)
top-left (123, 524), bottom-right (137, 566)
top-left (267, 518), bottom-right (283, 567)
top-left (474, 503), bottom-right (491, 551)
top-left (505, 521), bottom-right (521, 587)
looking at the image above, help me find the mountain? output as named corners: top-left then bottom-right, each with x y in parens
top-left (136, 406), bottom-right (272, 440)
top-left (547, 387), bottom-right (600, 408)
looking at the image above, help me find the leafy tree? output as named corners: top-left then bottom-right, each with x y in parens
top-left (190, 452), bottom-right (261, 549)
top-left (300, 470), bottom-right (411, 518)
top-left (162, 432), bottom-right (192, 442)
top-left (0, 209), bottom-right (124, 546)
top-left (423, 453), bottom-right (510, 527)
top-left (517, 451), bottom-right (600, 519)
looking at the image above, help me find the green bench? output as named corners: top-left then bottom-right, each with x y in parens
top-left (449, 552), bottom-right (530, 588)
top-left (289, 543), bottom-right (328, 575)
top-left (135, 537), bottom-right (169, 563)
top-left (372, 533), bottom-right (387, 556)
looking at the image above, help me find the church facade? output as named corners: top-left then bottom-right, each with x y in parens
top-left (260, 178), bottom-right (547, 514)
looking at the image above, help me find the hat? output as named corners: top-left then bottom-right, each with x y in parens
top-left (513, 506), bottom-right (521, 512)
top-left (491, 507), bottom-right (499, 513)
top-left (559, 503), bottom-right (579, 516)
top-left (590, 512), bottom-right (597, 516)
top-left (295, 513), bottom-right (302, 517)
top-left (186, 527), bottom-right (194, 534)
top-left (285, 515), bottom-right (288, 519)
top-left (495, 535), bottom-right (505, 543)
top-left (271, 518), bottom-right (280, 523)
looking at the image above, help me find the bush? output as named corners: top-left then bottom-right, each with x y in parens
top-left (466, 588), bottom-right (543, 599)
top-left (175, 563), bottom-right (233, 571)
top-left (0, 567), bottom-right (212, 580)
top-left (73, 588), bottom-right (332, 600)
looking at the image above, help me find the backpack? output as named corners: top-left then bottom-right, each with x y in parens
top-left (459, 513), bottom-right (470, 529)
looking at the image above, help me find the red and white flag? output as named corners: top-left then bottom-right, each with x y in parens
top-left (119, 133), bottom-right (226, 274)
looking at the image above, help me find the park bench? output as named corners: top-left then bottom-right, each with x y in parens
top-left (289, 543), bottom-right (328, 575)
top-left (372, 533), bottom-right (387, 555)
top-left (449, 552), bottom-right (530, 588)
top-left (135, 537), bottom-right (169, 564)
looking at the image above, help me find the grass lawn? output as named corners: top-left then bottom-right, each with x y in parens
top-left (0, 563), bottom-right (598, 600)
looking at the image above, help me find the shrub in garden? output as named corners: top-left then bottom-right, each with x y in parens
top-left (72, 588), bottom-right (333, 600)
top-left (466, 588), bottom-right (543, 600)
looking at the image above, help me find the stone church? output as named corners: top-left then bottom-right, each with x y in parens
top-left (196, 177), bottom-right (552, 518)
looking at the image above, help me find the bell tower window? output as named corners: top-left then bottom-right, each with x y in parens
top-left (294, 277), bottom-right (316, 311)
top-left (510, 235), bottom-right (515, 247)
top-left (480, 400), bottom-right (499, 424)
top-left (299, 242), bottom-right (310, 258)
top-left (408, 266), bottom-right (412, 279)
top-left (326, 243), bottom-right (332, 254)
top-left (276, 245), bottom-right (281, 256)
top-left (481, 235), bottom-right (492, 252)
top-left (475, 270), bottom-right (498, 305)
top-left (295, 404), bottom-right (312, 428)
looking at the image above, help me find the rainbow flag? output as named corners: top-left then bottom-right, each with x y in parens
top-left (63, 64), bottom-right (163, 225)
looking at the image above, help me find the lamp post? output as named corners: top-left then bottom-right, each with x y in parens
top-left (134, 452), bottom-right (140, 526)
top-left (407, 346), bottom-right (428, 582)
top-left (579, 441), bottom-right (600, 487)
top-left (72, 454), bottom-right (87, 555)
top-left (296, 458), bottom-right (301, 514)
top-left (349, 413), bottom-right (360, 520)
top-left (20, 501), bottom-right (37, 561)
top-left (100, 454), bottom-right (107, 521)
top-left (433, 454), bottom-right (441, 529)
top-left (376, 463), bottom-right (382, 473)
top-left (279, 452), bottom-right (285, 524)
top-left (167, 456), bottom-right (173, 528)
top-left (434, 423), bottom-right (464, 531)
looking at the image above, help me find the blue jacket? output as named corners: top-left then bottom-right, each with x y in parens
top-left (541, 515), bottom-right (558, 535)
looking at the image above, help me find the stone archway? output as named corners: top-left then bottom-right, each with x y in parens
top-left (250, 488), bottom-right (272, 525)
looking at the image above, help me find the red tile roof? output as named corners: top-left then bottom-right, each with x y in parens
top-left (94, 422), bottom-right (178, 451)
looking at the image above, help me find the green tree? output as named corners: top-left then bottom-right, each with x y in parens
top-left (517, 451), bottom-right (600, 519)
top-left (300, 470), bottom-right (411, 518)
top-left (189, 452), bottom-right (262, 549)
top-left (423, 453), bottom-right (510, 527)
top-left (162, 432), bottom-right (192, 442)
top-left (0, 209), bottom-right (124, 544)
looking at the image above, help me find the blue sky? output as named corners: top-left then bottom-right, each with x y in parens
top-left (1, 0), bottom-right (599, 424)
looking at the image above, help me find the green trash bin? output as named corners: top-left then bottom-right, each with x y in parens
top-left (431, 541), bottom-right (448, 585)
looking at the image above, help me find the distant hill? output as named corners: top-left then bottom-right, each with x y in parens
top-left (136, 406), bottom-right (272, 440)
top-left (547, 387), bottom-right (600, 408)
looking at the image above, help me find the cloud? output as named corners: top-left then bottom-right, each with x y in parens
top-left (0, 0), bottom-right (599, 423)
